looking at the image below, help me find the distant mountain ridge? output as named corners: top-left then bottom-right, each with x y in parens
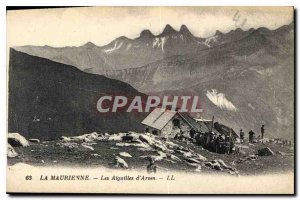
top-left (15, 24), bottom-right (267, 73)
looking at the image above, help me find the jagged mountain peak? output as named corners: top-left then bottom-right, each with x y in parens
top-left (179, 24), bottom-right (193, 36)
top-left (139, 29), bottom-right (154, 39)
top-left (83, 41), bottom-right (96, 47)
top-left (215, 30), bottom-right (224, 36)
top-left (161, 24), bottom-right (178, 35)
top-left (235, 28), bottom-right (243, 32)
top-left (256, 27), bottom-right (272, 35)
top-left (115, 36), bottom-right (131, 41)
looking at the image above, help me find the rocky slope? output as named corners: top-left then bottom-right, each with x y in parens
top-left (8, 49), bottom-right (147, 140)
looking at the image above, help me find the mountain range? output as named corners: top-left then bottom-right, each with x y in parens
top-left (14, 24), bottom-right (256, 73)
top-left (12, 23), bottom-right (294, 139)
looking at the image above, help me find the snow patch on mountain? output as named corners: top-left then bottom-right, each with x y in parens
top-left (161, 37), bottom-right (166, 52)
top-left (203, 35), bottom-right (218, 47)
top-left (126, 44), bottom-right (132, 50)
top-left (248, 103), bottom-right (255, 110)
top-left (104, 41), bottom-right (124, 53)
top-left (206, 89), bottom-right (237, 111)
top-left (153, 37), bottom-right (167, 52)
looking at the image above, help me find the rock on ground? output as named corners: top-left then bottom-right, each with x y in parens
top-left (119, 152), bottom-right (132, 158)
top-left (116, 141), bottom-right (149, 149)
top-left (258, 147), bottom-right (274, 156)
top-left (72, 132), bottom-right (99, 142)
top-left (139, 135), bottom-right (156, 145)
top-left (81, 143), bottom-right (94, 151)
top-left (167, 154), bottom-right (181, 162)
top-left (29, 139), bottom-right (40, 143)
top-left (195, 165), bottom-right (202, 172)
top-left (7, 144), bottom-right (18, 157)
top-left (59, 132), bottom-right (102, 142)
top-left (114, 156), bottom-right (128, 168)
top-left (8, 133), bottom-right (30, 147)
top-left (109, 132), bottom-right (139, 141)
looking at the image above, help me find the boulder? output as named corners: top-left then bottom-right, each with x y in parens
top-left (60, 136), bottom-right (71, 141)
top-left (116, 142), bottom-right (149, 149)
top-left (7, 144), bottom-right (18, 157)
top-left (119, 152), bottom-right (132, 158)
top-left (109, 132), bottom-right (139, 141)
top-left (247, 154), bottom-right (258, 160)
top-left (167, 154), bottom-right (181, 162)
top-left (165, 141), bottom-right (179, 149)
top-left (96, 133), bottom-right (109, 141)
top-left (121, 135), bottom-right (134, 142)
top-left (8, 133), bottom-right (30, 147)
top-left (153, 143), bottom-right (168, 152)
top-left (215, 159), bottom-right (237, 172)
top-left (196, 153), bottom-right (207, 162)
top-left (205, 161), bottom-right (222, 171)
top-left (139, 135), bottom-right (155, 145)
top-left (81, 143), bottom-right (94, 151)
top-left (70, 132), bottom-right (99, 142)
top-left (258, 147), bottom-right (274, 156)
top-left (140, 151), bottom-right (167, 162)
top-left (165, 159), bottom-right (176, 164)
top-left (195, 165), bottom-right (202, 172)
top-left (114, 156), bottom-right (128, 168)
top-left (175, 149), bottom-right (193, 158)
top-left (137, 147), bottom-right (153, 152)
top-left (185, 157), bottom-right (202, 164)
top-left (29, 139), bottom-right (40, 143)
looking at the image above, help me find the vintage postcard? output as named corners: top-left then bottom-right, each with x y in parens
top-left (6, 7), bottom-right (294, 194)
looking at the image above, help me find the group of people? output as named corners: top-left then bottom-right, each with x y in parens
top-left (239, 125), bottom-right (265, 144)
top-left (192, 130), bottom-right (235, 154)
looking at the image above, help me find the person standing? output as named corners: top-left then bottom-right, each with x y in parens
top-left (225, 135), bottom-right (231, 154)
top-left (239, 129), bottom-right (245, 144)
top-left (261, 125), bottom-right (265, 140)
top-left (248, 130), bottom-right (255, 143)
top-left (147, 157), bottom-right (157, 174)
top-left (189, 128), bottom-right (196, 139)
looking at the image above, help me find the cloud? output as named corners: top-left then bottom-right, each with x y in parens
top-left (206, 89), bottom-right (237, 111)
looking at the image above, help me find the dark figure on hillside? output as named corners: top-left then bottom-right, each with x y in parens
top-left (261, 125), bottom-right (265, 140)
top-left (215, 135), bottom-right (221, 153)
top-left (240, 129), bottom-right (245, 144)
top-left (189, 128), bottom-right (196, 139)
top-left (225, 136), bottom-right (232, 154)
top-left (215, 134), bottom-right (225, 153)
top-left (248, 130), bottom-right (255, 143)
top-left (147, 157), bottom-right (157, 174)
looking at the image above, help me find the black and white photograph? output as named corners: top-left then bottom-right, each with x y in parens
top-left (5, 6), bottom-right (295, 194)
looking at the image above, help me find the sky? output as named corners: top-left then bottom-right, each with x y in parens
top-left (7, 6), bottom-right (294, 47)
